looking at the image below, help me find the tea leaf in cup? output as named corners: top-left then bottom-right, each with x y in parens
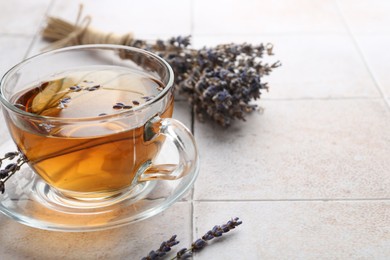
top-left (31, 77), bottom-right (75, 115)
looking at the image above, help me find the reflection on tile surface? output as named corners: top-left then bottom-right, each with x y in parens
top-left (48, 0), bottom-right (192, 38)
top-left (0, 202), bottom-right (191, 259)
top-left (193, 0), bottom-right (347, 34)
top-left (0, 36), bottom-right (32, 76)
top-left (0, 0), bottom-right (51, 35)
top-left (338, 0), bottom-right (390, 34)
top-left (195, 99), bottom-right (390, 200)
top-left (355, 34), bottom-right (390, 97)
top-left (194, 201), bottom-right (390, 259)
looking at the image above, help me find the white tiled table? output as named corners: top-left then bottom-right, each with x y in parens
top-left (1, 0), bottom-right (390, 259)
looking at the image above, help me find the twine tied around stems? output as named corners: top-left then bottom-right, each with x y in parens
top-left (42, 5), bottom-right (134, 50)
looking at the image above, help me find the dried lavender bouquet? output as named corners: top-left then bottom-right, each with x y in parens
top-left (130, 37), bottom-right (281, 127)
top-left (42, 11), bottom-right (281, 127)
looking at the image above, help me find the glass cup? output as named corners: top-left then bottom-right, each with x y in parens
top-left (0, 45), bottom-right (198, 209)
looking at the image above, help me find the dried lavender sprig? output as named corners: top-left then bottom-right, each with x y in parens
top-left (172, 217), bottom-right (243, 259)
top-left (0, 152), bottom-right (27, 194)
top-left (141, 235), bottom-right (180, 260)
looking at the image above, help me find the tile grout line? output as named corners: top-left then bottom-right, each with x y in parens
top-left (194, 198), bottom-right (390, 202)
top-left (190, 105), bottom-right (195, 135)
top-left (189, 0), bottom-right (195, 136)
top-left (189, 0), bottom-right (196, 245)
top-left (262, 96), bottom-right (384, 101)
top-left (0, 33), bottom-right (35, 38)
top-left (192, 31), bottom-right (349, 37)
top-left (190, 192), bottom-right (195, 249)
top-left (335, 0), bottom-right (390, 108)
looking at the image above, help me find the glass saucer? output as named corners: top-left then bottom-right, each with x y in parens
top-left (0, 140), bottom-right (199, 232)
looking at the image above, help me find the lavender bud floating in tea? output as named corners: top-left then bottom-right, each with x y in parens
top-left (41, 7), bottom-right (281, 127)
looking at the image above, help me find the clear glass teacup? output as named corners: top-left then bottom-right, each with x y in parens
top-left (0, 45), bottom-right (198, 208)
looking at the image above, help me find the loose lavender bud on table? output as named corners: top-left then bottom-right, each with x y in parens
top-left (175, 248), bottom-right (191, 259)
top-left (141, 235), bottom-right (179, 260)
top-left (192, 239), bottom-right (207, 251)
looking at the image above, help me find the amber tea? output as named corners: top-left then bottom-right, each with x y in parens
top-left (5, 67), bottom-right (174, 196)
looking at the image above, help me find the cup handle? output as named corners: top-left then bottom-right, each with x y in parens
top-left (138, 117), bottom-right (199, 182)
